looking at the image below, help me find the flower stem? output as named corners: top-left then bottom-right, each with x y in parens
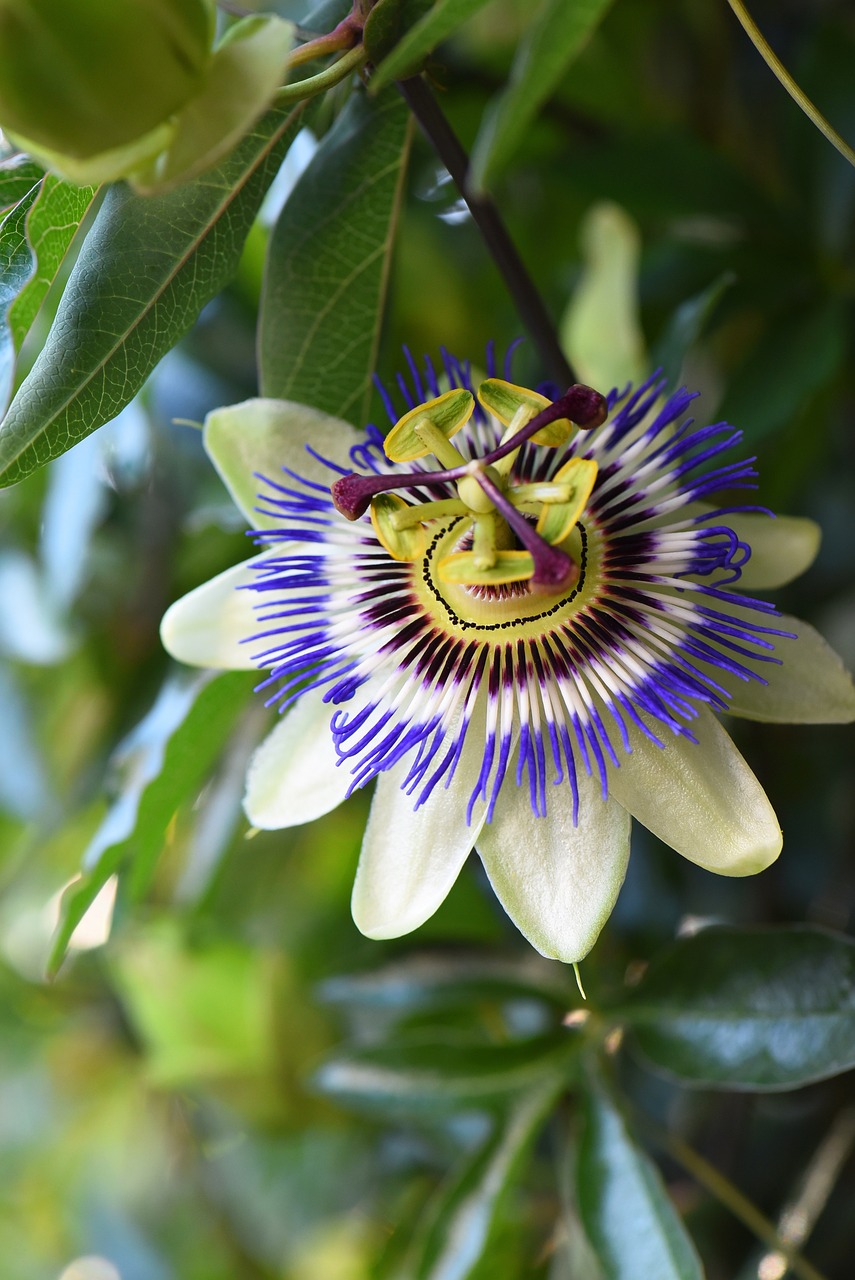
top-left (396, 74), bottom-right (577, 387)
top-left (276, 45), bottom-right (367, 105)
top-left (638, 1111), bottom-right (830, 1280)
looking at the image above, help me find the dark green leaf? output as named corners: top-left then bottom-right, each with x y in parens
top-left (650, 272), bottom-right (735, 386)
top-left (577, 1078), bottom-right (703, 1280)
top-left (259, 87), bottom-right (411, 424)
top-left (0, 155), bottom-right (43, 213)
top-left (717, 300), bottom-right (844, 445)
top-left (48, 672), bottom-right (254, 975)
top-left (7, 175), bottom-right (98, 360)
top-left (470, 0), bottom-right (616, 191)
top-left (0, 103), bottom-right (308, 487)
top-left (314, 1034), bottom-right (575, 1111)
top-left (368, 0), bottom-right (490, 89)
top-left (619, 925), bottom-right (855, 1089)
top-left (405, 1081), bottom-right (561, 1279)
top-left (0, 182), bottom-right (41, 410)
top-left (319, 952), bottom-right (574, 1012)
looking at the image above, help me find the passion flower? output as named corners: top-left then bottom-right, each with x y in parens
top-left (161, 349), bottom-right (855, 962)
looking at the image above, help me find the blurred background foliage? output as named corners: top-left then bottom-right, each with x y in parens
top-left (2, 0), bottom-right (855, 1276)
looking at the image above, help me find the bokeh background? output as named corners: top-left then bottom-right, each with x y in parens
top-left (1, 1), bottom-right (855, 1276)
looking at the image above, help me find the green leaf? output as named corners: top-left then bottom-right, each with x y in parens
top-left (318, 952), bottom-right (575, 1013)
top-left (650, 272), bottom-right (735, 387)
top-left (259, 87), bottom-right (412, 425)
top-left (616, 921), bottom-right (855, 1090)
top-left (113, 922), bottom-right (274, 1086)
top-left (577, 1078), bottom-right (703, 1280)
top-left (48, 671), bottom-right (253, 976)
top-left (470, 0), bottom-right (616, 191)
top-left (131, 15), bottom-right (294, 195)
top-left (7, 175), bottom-right (99, 360)
top-left (368, 0), bottom-right (491, 90)
top-left (403, 1081), bottom-right (561, 1279)
top-left (717, 300), bottom-right (844, 445)
top-left (618, 925), bottom-right (855, 1089)
top-left (0, 182), bottom-right (42, 411)
top-left (0, 101), bottom-right (308, 487)
top-left (313, 1034), bottom-right (575, 1111)
top-left (0, 155), bottom-right (44, 213)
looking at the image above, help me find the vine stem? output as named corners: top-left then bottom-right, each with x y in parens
top-left (396, 74), bottom-right (577, 388)
top-left (637, 1111), bottom-right (830, 1280)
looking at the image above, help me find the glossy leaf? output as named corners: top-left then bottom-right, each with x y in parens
top-left (368, 0), bottom-right (492, 90)
top-left (618, 926), bottom-right (855, 1089)
top-left (318, 952), bottom-right (575, 1012)
top-left (577, 1079), bottom-right (703, 1280)
top-left (314, 1034), bottom-right (575, 1111)
top-left (470, 0), bottom-right (616, 191)
top-left (0, 102), bottom-right (308, 487)
top-left (403, 1080), bottom-right (562, 1279)
top-left (48, 672), bottom-right (254, 975)
top-left (259, 87), bottom-right (412, 424)
top-left (7, 175), bottom-right (98, 361)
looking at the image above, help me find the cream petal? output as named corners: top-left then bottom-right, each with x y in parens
top-left (725, 613), bottom-right (855, 723)
top-left (476, 768), bottom-right (631, 964)
top-left (160, 557), bottom-right (263, 670)
top-left (203, 398), bottom-right (362, 526)
top-left (243, 692), bottom-right (350, 829)
top-left (606, 705), bottom-right (781, 876)
top-left (351, 756), bottom-right (488, 940)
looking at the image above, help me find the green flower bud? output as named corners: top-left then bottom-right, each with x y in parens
top-left (0, 0), bottom-right (214, 159)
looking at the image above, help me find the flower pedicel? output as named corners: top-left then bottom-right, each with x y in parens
top-left (161, 349), bottom-right (855, 962)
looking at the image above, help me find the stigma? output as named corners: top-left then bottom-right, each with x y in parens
top-left (331, 378), bottom-right (607, 595)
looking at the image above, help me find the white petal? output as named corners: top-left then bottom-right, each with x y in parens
top-left (607, 706), bottom-right (781, 876)
top-left (203, 398), bottom-right (361, 526)
top-left (476, 769), bottom-right (631, 964)
top-left (243, 692), bottom-right (350, 829)
top-left (160, 557), bottom-right (262, 670)
top-left (351, 759), bottom-right (488, 941)
top-left (726, 614), bottom-right (855, 723)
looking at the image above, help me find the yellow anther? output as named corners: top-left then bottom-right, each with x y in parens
top-left (535, 457), bottom-right (598, 546)
top-left (477, 378), bottom-right (575, 447)
top-left (370, 493), bottom-right (428, 561)
top-left (384, 389), bottom-right (475, 464)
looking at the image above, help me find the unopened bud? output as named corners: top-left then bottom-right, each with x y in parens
top-left (0, 0), bottom-right (213, 159)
